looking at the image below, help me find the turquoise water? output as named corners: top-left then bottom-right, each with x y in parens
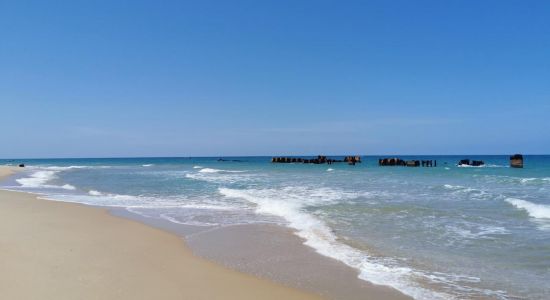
top-left (1, 156), bottom-right (549, 299)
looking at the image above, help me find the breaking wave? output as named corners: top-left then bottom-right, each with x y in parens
top-left (219, 186), bottom-right (451, 300)
top-left (40, 165), bottom-right (112, 171)
top-left (198, 168), bottom-right (245, 173)
top-left (15, 170), bottom-right (76, 190)
top-left (506, 198), bottom-right (550, 219)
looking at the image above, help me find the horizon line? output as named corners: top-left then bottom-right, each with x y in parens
top-left (0, 153), bottom-right (545, 160)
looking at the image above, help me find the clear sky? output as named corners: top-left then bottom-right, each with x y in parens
top-left (1, 1), bottom-right (549, 158)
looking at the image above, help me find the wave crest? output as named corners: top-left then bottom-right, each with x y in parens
top-left (199, 168), bottom-right (245, 173)
top-left (219, 187), bottom-right (449, 299)
top-left (506, 198), bottom-right (550, 219)
top-left (15, 170), bottom-right (76, 190)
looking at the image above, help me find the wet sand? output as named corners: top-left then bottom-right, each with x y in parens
top-left (113, 209), bottom-right (412, 300)
top-left (0, 165), bottom-right (18, 178)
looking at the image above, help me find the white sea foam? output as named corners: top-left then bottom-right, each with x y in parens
top-left (193, 165), bottom-right (203, 169)
top-left (457, 164), bottom-right (507, 168)
top-left (443, 184), bottom-right (461, 190)
top-left (505, 198), bottom-right (550, 219)
top-left (124, 202), bottom-right (268, 227)
top-left (219, 187), bottom-right (450, 300)
top-left (15, 170), bottom-right (76, 190)
top-left (79, 189), bottom-right (237, 211)
top-left (61, 184), bottom-right (76, 190)
top-left (198, 168), bottom-right (245, 173)
top-left (480, 175), bottom-right (550, 187)
top-left (327, 168), bottom-right (334, 172)
top-left (185, 173), bottom-right (243, 184)
top-left (160, 213), bottom-right (219, 227)
top-left (519, 178), bottom-right (541, 184)
top-left (518, 177), bottom-right (550, 185)
top-left (142, 164), bottom-right (154, 167)
top-left (442, 184), bottom-right (484, 196)
top-left (41, 165), bottom-right (87, 171)
top-left (88, 190), bottom-right (103, 196)
top-left (185, 168), bottom-right (253, 184)
top-left (446, 224), bottom-right (510, 240)
top-left (16, 170), bottom-right (57, 187)
top-left (485, 164), bottom-right (508, 168)
top-left (443, 184), bottom-right (474, 192)
top-left (43, 192), bottom-right (181, 208)
top-left (41, 165), bottom-right (111, 171)
top-left (199, 168), bottom-right (222, 173)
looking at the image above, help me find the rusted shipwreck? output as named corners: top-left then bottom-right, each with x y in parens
top-left (510, 154), bottom-right (523, 168)
top-left (378, 158), bottom-right (436, 167)
top-left (271, 155), bottom-right (361, 165)
top-left (458, 159), bottom-right (484, 167)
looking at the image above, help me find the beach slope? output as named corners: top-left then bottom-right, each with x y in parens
top-left (0, 170), bottom-right (321, 299)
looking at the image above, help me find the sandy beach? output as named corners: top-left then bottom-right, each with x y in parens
top-left (0, 166), bottom-right (411, 300)
top-left (0, 167), bottom-right (320, 300)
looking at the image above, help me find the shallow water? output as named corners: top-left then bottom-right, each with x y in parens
top-left (2, 156), bottom-right (549, 299)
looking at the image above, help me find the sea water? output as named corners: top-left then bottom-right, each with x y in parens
top-left (1, 156), bottom-right (549, 299)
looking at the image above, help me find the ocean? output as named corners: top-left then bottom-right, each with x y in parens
top-left (1, 156), bottom-right (549, 299)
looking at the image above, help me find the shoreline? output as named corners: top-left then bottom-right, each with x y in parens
top-left (0, 168), bottom-right (320, 299)
top-left (111, 208), bottom-right (412, 300)
top-left (0, 166), bottom-right (410, 299)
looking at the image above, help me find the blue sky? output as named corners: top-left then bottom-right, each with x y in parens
top-left (1, 0), bottom-right (549, 157)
